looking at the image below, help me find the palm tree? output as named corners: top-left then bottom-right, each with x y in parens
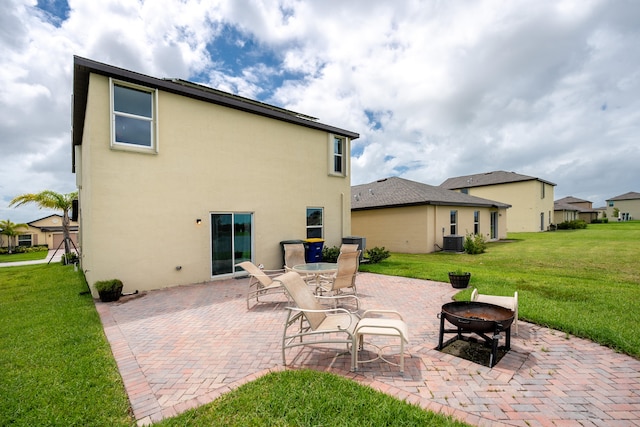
top-left (0, 219), bottom-right (29, 254)
top-left (10, 190), bottom-right (78, 261)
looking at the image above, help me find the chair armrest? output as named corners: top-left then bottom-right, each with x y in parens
top-left (286, 306), bottom-right (356, 317)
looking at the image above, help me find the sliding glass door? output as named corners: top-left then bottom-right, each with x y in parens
top-left (211, 212), bottom-right (253, 276)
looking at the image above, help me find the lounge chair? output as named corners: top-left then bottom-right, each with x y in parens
top-left (277, 271), bottom-right (359, 368)
top-left (471, 288), bottom-right (519, 335)
top-left (236, 261), bottom-right (286, 309)
top-left (276, 271), bottom-right (409, 372)
top-left (316, 250), bottom-right (360, 305)
top-left (283, 243), bottom-right (306, 270)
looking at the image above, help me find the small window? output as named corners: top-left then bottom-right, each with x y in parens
top-left (608, 201), bottom-right (614, 207)
top-left (306, 207), bottom-right (323, 238)
top-left (18, 234), bottom-right (32, 247)
top-left (111, 79), bottom-right (157, 152)
top-left (450, 210), bottom-right (457, 235)
top-left (541, 182), bottom-right (546, 199)
top-left (329, 135), bottom-right (346, 176)
top-left (474, 211), bottom-right (480, 234)
top-left (461, 188), bottom-right (469, 194)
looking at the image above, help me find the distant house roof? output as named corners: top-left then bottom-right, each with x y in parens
top-left (27, 214), bottom-right (78, 233)
top-left (607, 191), bottom-right (640, 201)
top-left (440, 170), bottom-right (556, 189)
top-left (72, 56), bottom-right (359, 171)
top-left (554, 196), bottom-right (598, 214)
top-left (351, 177), bottom-right (511, 211)
top-left (555, 196), bottom-right (590, 205)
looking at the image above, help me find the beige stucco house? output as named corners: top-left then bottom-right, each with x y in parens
top-left (351, 177), bottom-right (510, 254)
top-left (606, 191), bottom-right (640, 221)
top-left (72, 56), bottom-right (358, 294)
top-left (1, 215), bottom-right (78, 250)
top-left (554, 196), bottom-right (600, 224)
top-left (441, 171), bottom-right (556, 232)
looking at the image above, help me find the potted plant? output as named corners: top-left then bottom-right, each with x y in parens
top-left (94, 279), bottom-right (123, 302)
top-left (448, 269), bottom-right (471, 289)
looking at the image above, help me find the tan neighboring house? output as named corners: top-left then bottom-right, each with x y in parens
top-left (554, 196), bottom-right (600, 224)
top-left (440, 170), bottom-right (556, 232)
top-left (72, 56), bottom-right (358, 295)
top-left (351, 177), bottom-right (510, 254)
top-left (0, 215), bottom-right (79, 250)
top-left (606, 191), bottom-right (640, 221)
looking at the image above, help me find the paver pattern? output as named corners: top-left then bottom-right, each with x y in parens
top-left (96, 273), bottom-right (640, 426)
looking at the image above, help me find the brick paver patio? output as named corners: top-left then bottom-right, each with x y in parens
top-left (96, 273), bottom-right (640, 426)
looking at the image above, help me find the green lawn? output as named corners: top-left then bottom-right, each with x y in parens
top-left (361, 221), bottom-right (640, 358)
top-left (0, 249), bottom-right (48, 263)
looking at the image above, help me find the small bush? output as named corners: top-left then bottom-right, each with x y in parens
top-left (61, 252), bottom-right (79, 265)
top-left (93, 279), bottom-right (123, 292)
top-left (591, 218), bottom-right (608, 224)
top-left (463, 233), bottom-right (486, 254)
top-left (322, 245), bottom-right (341, 263)
top-left (557, 220), bottom-right (588, 229)
top-left (365, 246), bottom-right (390, 264)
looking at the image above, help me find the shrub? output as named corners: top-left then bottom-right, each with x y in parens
top-left (93, 279), bottom-right (123, 293)
top-left (557, 220), bottom-right (588, 229)
top-left (365, 246), bottom-right (390, 264)
top-left (322, 245), bottom-right (341, 263)
top-left (591, 218), bottom-right (608, 224)
top-left (61, 252), bottom-right (79, 265)
top-left (463, 233), bottom-right (486, 254)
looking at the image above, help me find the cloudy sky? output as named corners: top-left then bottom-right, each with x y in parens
top-left (2, 0), bottom-right (639, 223)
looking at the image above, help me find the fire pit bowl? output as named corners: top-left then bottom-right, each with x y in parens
top-left (437, 301), bottom-right (516, 368)
top-left (441, 301), bottom-right (515, 333)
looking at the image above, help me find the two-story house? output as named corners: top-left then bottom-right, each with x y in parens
top-left (351, 177), bottom-right (510, 253)
top-left (72, 56), bottom-right (358, 295)
top-left (440, 170), bottom-right (556, 232)
top-left (554, 196), bottom-right (600, 224)
top-left (606, 191), bottom-right (640, 221)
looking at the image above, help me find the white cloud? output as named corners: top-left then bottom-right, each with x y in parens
top-left (1, 0), bottom-right (640, 224)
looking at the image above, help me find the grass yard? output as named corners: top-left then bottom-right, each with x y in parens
top-left (360, 221), bottom-right (640, 358)
top-left (0, 249), bottom-right (48, 263)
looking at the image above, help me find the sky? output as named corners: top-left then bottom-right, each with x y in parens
top-left (2, 0), bottom-right (639, 224)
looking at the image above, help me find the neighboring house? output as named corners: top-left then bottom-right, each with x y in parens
top-left (0, 215), bottom-right (78, 250)
top-left (350, 177), bottom-right (510, 254)
top-left (72, 56), bottom-right (358, 294)
top-left (606, 191), bottom-right (640, 221)
top-left (440, 170), bottom-right (556, 232)
top-left (554, 196), bottom-right (600, 223)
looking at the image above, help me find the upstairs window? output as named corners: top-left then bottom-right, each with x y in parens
top-left (474, 210), bottom-right (480, 234)
top-left (330, 135), bottom-right (346, 176)
top-left (111, 79), bottom-right (157, 152)
top-left (541, 182), bottom-right (546, 199)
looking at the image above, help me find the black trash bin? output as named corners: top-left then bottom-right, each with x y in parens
top-left (342, 236), bottom-right (366, 261)
top-left (280, 239), bottom-right (305, 268)
top-left (304, 238), bottom-right (324, 263)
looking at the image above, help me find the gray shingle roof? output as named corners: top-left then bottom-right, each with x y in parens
top-left (607, 191), bottom-right (640, 201)
top-left (555, 196), bottom-right (590, 204)
top-left (351, 177), bottom-right (511, 211)
top-left (440, 170), bottom-right (556, 189)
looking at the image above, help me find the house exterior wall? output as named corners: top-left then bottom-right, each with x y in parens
top-left (351, 205), bottom-right (507, 254)
top-left (77, 73), bottom-right (352, 294)
top-left (606, 198), bottom-right (640, 221)
top-left (554, 210), bottom-right (577, 224)
top-left (464, 181), bottom-right (555, 232)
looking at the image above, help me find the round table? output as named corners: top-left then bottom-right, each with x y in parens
top-left (292, 263), bottom-right (338, 290)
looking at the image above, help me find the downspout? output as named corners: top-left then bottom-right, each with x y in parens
top-left (341, 192), bottom-right (344, 238)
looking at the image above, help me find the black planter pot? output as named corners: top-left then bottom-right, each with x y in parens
top-left (448, 272), bottom-right (471, 289)
top-left (98, 286), bottom-right (123, 302)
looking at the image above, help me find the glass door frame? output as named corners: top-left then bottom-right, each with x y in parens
top-left (210, 212), bottom-right (254, 278)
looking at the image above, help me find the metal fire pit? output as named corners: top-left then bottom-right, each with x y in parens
top-left (437, 301), bottom-right (515, 368)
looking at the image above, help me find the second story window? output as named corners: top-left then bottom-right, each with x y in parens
top-left (541, 182), bottom-right (546, 199)
top-left (330, 135), bottom-right (346, 176)
top-left (111, 79), bottom-right (157, 153)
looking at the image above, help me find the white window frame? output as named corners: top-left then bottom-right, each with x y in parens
top-left (110, 78), bottom-right (158, 154)
top-left (306, 207), bottom-right (324, 239)
top-left (328, 134), bottom-right (348, 177)
top-left (450, 210), bottom-right (458, 235)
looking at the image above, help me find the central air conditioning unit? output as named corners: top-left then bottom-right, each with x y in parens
top-left (443, 235), bottom-right (464, 252)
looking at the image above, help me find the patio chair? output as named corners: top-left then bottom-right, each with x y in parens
top-left (283, 243), bottom-right (306, 270)
top-left (236, 261), bottom-right (286, 309)
top-left (471, 288), bottom-right (519, 335)
top-left (316, 250), bottom-right (360, 305)
top-left (340, 243), bottom-right (360, 254)
top-left (276, 271), bottom-right (360, 370)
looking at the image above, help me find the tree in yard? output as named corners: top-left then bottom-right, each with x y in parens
top-left (0, 219), bottom-right (29, 253)
top-left (10, 190), bottom-right (78, 262)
